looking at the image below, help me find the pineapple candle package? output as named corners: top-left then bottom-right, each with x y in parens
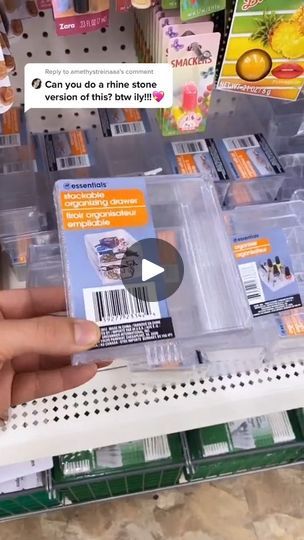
top-left (217, 0), bottom-right (304, 101)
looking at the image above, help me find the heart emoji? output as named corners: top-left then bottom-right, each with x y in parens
top-left (153, 90), bottom-right (165, 102)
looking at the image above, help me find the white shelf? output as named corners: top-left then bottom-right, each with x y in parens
top-left (1, 359), bottom-right (304, 466)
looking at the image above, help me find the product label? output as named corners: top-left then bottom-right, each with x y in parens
top-left (163, 31), bottom-right (221, 136)
top-left (37, 0), bottom-right (52, 8)
top-left (52, 0), bottom-right (109, 36)
top-left (217, 133), bottom-right (284, 180)
top-left (99, 108), bottom-right (150, 137)
top-left (229, 416), bottom-right (273, 450)
top-left (169, 138), bottom-right (230, 180)
top-left (115, 0), bottom-right (131, 12)
top-left (277, 312), bottom-right (304, 337)
top-left (44, 130), bottom-right (91, 172)
top-left (0, 108), bottom-right (22, 147)
top-left (55, 177), bottom-right (175, 349)
top-left (233, 228), bottom-right (302, 317)
top-left (217, 0), bottom-right (304, 101)
top-left (0, 160), bottom-right (33, 174)
top-left (180, 0), bottom-right (226, 21)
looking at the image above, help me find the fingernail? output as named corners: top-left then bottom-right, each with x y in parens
top-left (74, 320), bottom-right (100, 347)
top-left (0, 411), bottom-right (9, 428)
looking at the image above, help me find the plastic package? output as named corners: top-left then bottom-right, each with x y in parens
top-left (25, 242), bottom-right (62, 287)
top-left (167, 133), bottom-right (285, 208)
top-left (277, 154), bottom-right (304, 201)
top-left (101, 115), bottom-right (169, 177)
top-left (55, 174), bottom-right (253, 373)
top-left (225, 200), bottom-right (304, 366)
top-left (0, 206), bottom-right (45, 240)
top-left (185, 411), bottom-right (304, 481)
top-left (2, 229), bottom-right (57, 281)
top-left (26, 260), bottom-right (63, 288)
top-left (26, 242), bottom-right (63, 288)
top-left (53, 434), bottom-right (184, 503)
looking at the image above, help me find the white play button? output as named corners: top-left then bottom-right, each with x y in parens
top-left (142, 258), bottom-right (165, 282)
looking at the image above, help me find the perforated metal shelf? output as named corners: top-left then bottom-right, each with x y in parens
top-left (1, 359), bottom-right (304, 465)
top-left (2, 5), bottom-right (304, 468)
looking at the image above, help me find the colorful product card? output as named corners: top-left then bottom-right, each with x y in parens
top-left (161, 21), bottom-right (214, 63)
top-left (214, 133), bottom-right (285, 180)
top-left (0, 107), bottom-right (26, 147)
top-left (168, 133), bottom-right (284, 180)
top-left (34, 130), bottom-right (92, 172)
top-left (99, 108), bottom-right (151, 137)
top-left (218, 0), bottom-right (304, 101)
top-left (161, 0), bottom-right (179, 8)
top-left (169, 138), bottom-right (229, 179)
top-left (161, 32), bottom-right (220, 136)
top-left (233, 228), bottom-right (302, 317)
top-left (51, 0), bottom-right (109, 36)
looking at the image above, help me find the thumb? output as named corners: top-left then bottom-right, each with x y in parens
top-left (0, 316), bottom-right (100, 362)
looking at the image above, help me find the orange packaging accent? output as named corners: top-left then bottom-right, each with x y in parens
top-left (233, 237), bottom-right (272, 259)
top-left (60, 189), bottom-right (149, 230)
top-left (69, 130), bottom-right (88, 156)
top-left (2, 107), bottom-right (20, 134)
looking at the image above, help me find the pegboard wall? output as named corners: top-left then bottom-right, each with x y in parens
top-left (10, 6), bottom-right (136, 132)
top-left (9, 5), bottom-right (274, 137)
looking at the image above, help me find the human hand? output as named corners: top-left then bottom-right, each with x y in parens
top-left (0, 287), bottom-right (106, 421)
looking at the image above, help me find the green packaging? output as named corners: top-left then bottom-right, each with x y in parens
top-left (180, 0), bottom-right (226, 22)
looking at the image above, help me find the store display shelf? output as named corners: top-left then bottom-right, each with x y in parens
top-left (1, 1), bottom-right (304, 481)
top-left (1, 359), bottom-right (304, 466)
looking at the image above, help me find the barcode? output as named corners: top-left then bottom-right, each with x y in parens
top-left (1, 161), bottom-right (31, 174)
top-left (56, 155), bottom-right (90, 170)
top-left (238, 262), bottom-right (265, 305)
top-left (172, 140), bottom-right (208, 155)
top-left (96, 445), bottom-right (123, 468)
top-left (83, 284), bottom-right (160, 326)
top-left (0, 134), bottom-right (20, 147)
top-left (111, 121), bottom-right (146, 136)
top-left (143, 435), bottom-right (171, 462)
top-left (63, 459), bottom-right (91, 476)
top-left (223, 135), bottom-right (259, 151)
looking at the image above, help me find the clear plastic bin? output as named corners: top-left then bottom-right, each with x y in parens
top-left (0, 207), bottom-right (45, 239)
top-left (2, 230), bottom-right (58, 281)
top-left (225, 200), bottom-right (304, 366)
top-left (26, 242), bottom-right (63, 288)
top-left (55, 175), bottom-right (255, 373)
top-left (26, 261), bottom-right (63, 288)
top-left (224, 175), bottom-right (284, 209)
top-left (278, 154), bottom-right (304, 201)
top-left (27, 243), bottom-right (61, 265)
top-left (0, 173), bottom-right (38, 213)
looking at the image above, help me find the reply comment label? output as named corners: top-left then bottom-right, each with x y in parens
top-left (24, 63), bottom-right (173, 112)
